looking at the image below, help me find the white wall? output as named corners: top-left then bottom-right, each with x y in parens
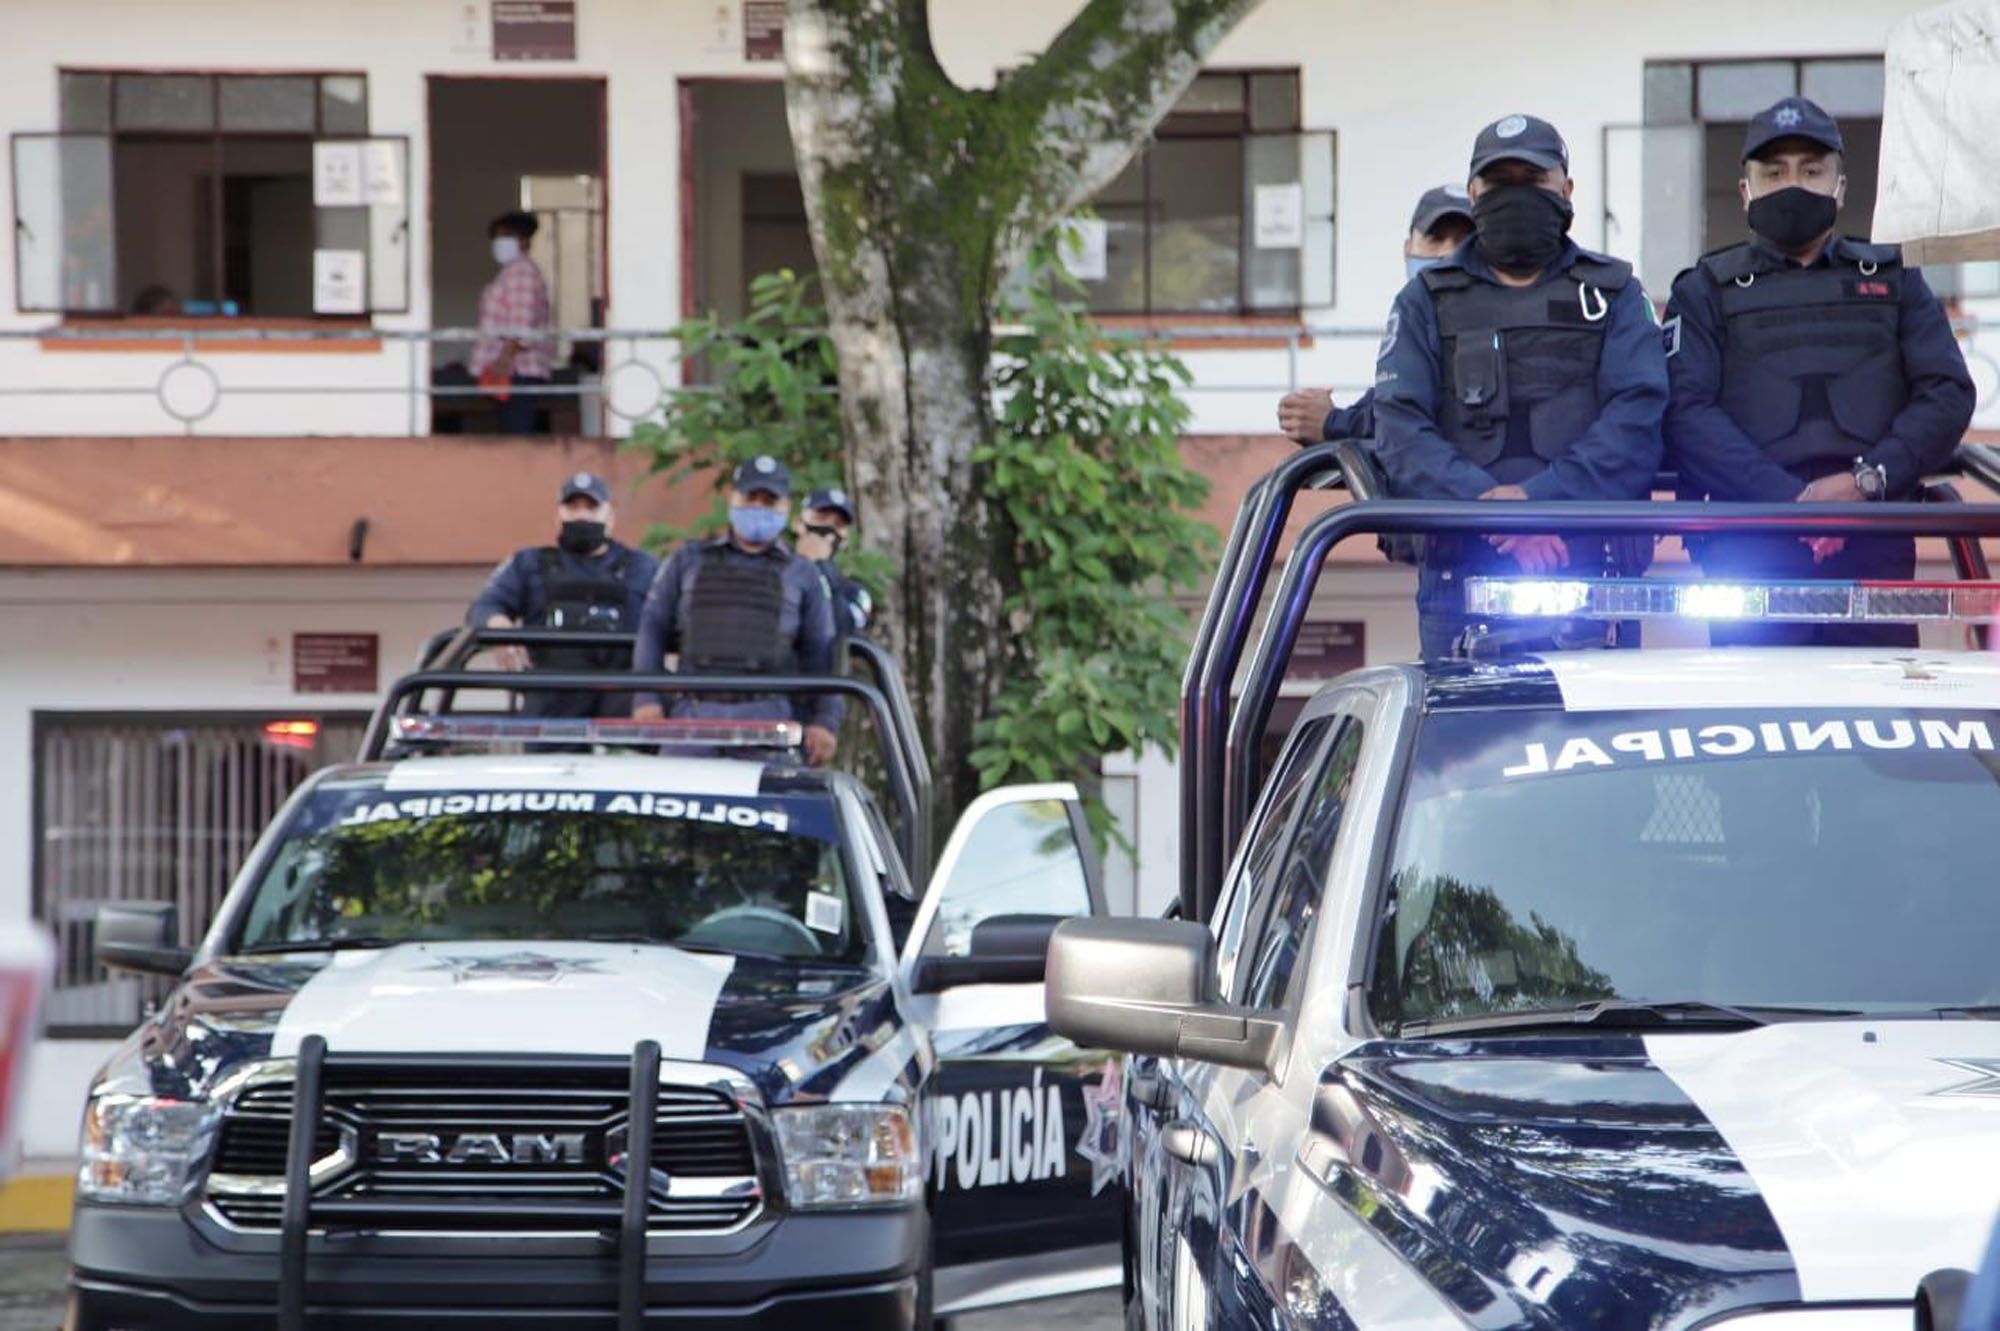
top-left (0, 565), bottom-right (485, 1155)
top-left (2, 0), bottom-right (1992, 436)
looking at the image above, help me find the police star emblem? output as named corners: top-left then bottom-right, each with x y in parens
top-left (422, 952), bottom-right (608, 984)
top-left (1774, 104), bottom-right (1803, 129)
top-left (1932, 1058), bottom-right (2000, 1098)
top-left (1075, 1058), bottom-right (1127, 1196)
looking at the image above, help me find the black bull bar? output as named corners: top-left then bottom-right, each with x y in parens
top-left (1181, 438), bottom-right (2000, 924)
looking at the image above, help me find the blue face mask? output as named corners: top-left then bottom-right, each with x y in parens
top-left (729, 505), bottom-right (789, 546)
top-left (1406, 254), bottom-right (1443, 280)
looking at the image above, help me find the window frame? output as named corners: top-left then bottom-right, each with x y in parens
top-left (32, 707), bottom-right (368, 1037)
top-left (1080, 66), bottom-right (1333, 320)
top-left (46, 67), bottom-right (373, 320)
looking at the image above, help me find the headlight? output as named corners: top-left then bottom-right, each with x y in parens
top-left (773, 1105), bottom-right (921, 1209)
top-left (77, 1093), bottom-right (217, 1205)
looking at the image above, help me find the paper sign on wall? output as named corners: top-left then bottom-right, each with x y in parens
top-left (362, 141), bottom-right (403, 208)
top-left (313, 250), bottom-right (366, 314)
top-left (1253, 182), bottom-right (1305, 250)
top-left (313, 143), bottom-right (363, 207)
top-left (1065, 218), bottom-right (1108, 281)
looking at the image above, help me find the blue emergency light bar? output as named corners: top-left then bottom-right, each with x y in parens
top-left (1465, 577), bottom-right (2000, 624)
top-left (390, 716), bottom-right (803, 749)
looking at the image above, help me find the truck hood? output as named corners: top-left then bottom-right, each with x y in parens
top-left (1333, 1020), bottom-right (2000, 1325)
top-left (140, 941), bottom-right (914, 1109)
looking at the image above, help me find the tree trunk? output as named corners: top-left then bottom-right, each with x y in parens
top-left (783, 0), bottom-right (1261, 835)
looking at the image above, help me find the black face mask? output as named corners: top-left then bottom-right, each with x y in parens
top-left (1473, 184), bottom-right (1574, 276)
top-left (557, 520), bottom-right (607, 554)
top-left (804, 522), bottom-right (845, 555)
top-left (1746, 186), bottom-right (1839, 253)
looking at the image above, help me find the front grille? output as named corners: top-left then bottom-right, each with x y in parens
top-left (205, 1062), bottom-right (762, 1235)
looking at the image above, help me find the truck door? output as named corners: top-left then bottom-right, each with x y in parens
top-left (900, 783), bottom-right (1122, 1317)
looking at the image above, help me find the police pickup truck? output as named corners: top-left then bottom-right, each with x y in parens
top-left (67, 636), bottom-right (1124, 1329)
top-left (1047, 443), bottom-right (2000, 1330)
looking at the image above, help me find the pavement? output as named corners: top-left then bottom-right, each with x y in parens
top-left (0, 1233), bottom-right (1118, 1330)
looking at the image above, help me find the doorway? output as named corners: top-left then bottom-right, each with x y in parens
top-left (684, 80), bottom-right (812, 324)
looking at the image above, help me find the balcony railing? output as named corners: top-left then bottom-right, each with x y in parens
top-left (0, 316), bottom-right (1993, 437)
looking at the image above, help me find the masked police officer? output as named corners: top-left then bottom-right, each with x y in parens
top-left (795, 486), bottom-right (874, 637)
top-left (1665, 96), bottom-right (1975, 648)
top-left (1277, 185), bottom-right (1475, 446)
top-left (630, 456), bottom-right (842, 766)
top-left (467, 470), bottom-right (660, 716)
top-left (1374, 115), bottom-right (1668, 658)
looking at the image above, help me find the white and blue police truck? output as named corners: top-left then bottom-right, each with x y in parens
top-left (1049, 443), bottom-right (2000, 1330)
top-left (66, 633), bottom-right (1126, 1329)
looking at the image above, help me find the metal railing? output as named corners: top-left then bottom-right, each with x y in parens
top-left (7, 315), bottom-right (1987, 437)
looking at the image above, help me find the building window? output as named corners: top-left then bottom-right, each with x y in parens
top-left (1634, 55), bottom-right (1997, 298)
top-left (1078, 71), bottom-right (1335, 317)
top-left (35, 713), bottom-right (364, 1035)
top-left (10, 70), bottom-right (409, 316)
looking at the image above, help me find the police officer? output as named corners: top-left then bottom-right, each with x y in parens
top-left (795, 486), bottom-right (875, 637)
top-left (1665, 96), bottom-right (1975, 648)
top-left (467, 470), bottom-right (660, 716)
top-left (1277, 185), bottom-right (1475, 446)
top-left (630, 456), bottom-right (842, 766)
top-left (1373, 114), bottom-right (1667, 658)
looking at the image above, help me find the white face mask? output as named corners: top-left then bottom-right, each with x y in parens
top-left (491, 236), bottom-right (522, 265)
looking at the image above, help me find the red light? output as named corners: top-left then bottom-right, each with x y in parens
top-left (264, 719), bottom-right (319, 750)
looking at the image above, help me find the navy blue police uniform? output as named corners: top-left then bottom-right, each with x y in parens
top-left (802, 486), bottom-right (875, 637)
top-left (1305, 187), bottom-right (1475, 448)
top-left (1665, 97), bottom-right (1976, 648)
top-left (468, 471), bottom-right (660, 717)
top-left (632, 456), bottom-right (842, 734)
top-left (1373, 117), bottom-right (1666, 659)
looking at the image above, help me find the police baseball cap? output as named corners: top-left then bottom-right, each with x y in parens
top-left (1409, 185), bottom-right (1474, 237)
top-left (559, 471), bottom-right (610, 504)
top-left (1742, 96), bottom-right (1844, 162)
top-left (1468, 114), bottom-right (1570, 178)
top-left (732, 454), bottom-right (792, 498)
top-left (805, 486), bottom-right (855, 522)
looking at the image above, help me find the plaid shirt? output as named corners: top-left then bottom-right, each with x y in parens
top-left (471, 257), bottom-right (553, 378)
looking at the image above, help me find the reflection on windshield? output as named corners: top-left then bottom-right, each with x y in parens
top-left (1372, 708), bottom-right (2000, 1029)
top-left (235, 786), bottom-right (859, 962)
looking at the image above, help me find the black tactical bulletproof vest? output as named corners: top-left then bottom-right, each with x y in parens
top-left (682, 545), bottom-right (793, 674)
top-left (1423, 253), bottom-right (1632, 483)
top-left (530, 546), bottom-right (631, 669)
top-left (1700, 240), bottom-right (1906, 473)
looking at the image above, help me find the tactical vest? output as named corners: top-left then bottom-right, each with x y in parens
top-left (1700, 241), bottom-right (1906, 474)
top-left (530, 546), bottom-right (630, 670)
top-left (1423, 252), bottom-right (1632, 483)
top-left (681, 544), bottom-right (793, 674)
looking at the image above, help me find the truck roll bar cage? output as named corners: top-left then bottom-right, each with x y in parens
top-left (1180, 440), bottom-right (2000, 924)
top-left (363, 659), bottom-right (933, 879)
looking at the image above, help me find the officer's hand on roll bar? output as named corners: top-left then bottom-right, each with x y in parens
top-left (1277, 388), bottom-right (1334, 445)
top-left (631, 701), bottom-right (665, 723)
top-left (1478, 484), bottom-right (1571, 575)
top-left (804, 725), bottom-right (838, 768)
top-left (1796, 472), bottom-right (1867, 564)
top-left (483, 615), bottom-right (531, 671)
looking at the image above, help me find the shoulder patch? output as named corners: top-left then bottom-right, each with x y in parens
top-left (1376, 309), bottom-right (1401, 362)
top-left (1661, 313), bottom-right (1683, 359)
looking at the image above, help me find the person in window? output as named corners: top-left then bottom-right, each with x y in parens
top-left (1372, 115), bottom-right (1667, 659)
top-left (630, 456), bottom-right (843, 767)
top-left (467, 471), bottom-right (659, 717)
top-left (471, 210), bottom-right (555, 436)
top-left (1664, 96), bottom-right (1975, 648)
top-left (794, 486), bottom-right (874, 637)
top-left (1276, 186), bottom-right (1475, 447)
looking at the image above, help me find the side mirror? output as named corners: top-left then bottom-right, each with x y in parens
top-left (1045, 917), bottom-right (1283, 1074)
top-left (96, 903), bottom-right (194, 978)
top-left (912, 914), bottom-right (1061, 993)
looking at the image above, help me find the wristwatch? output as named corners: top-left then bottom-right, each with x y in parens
top-left (1851, 457), bottom-right (1889, 501)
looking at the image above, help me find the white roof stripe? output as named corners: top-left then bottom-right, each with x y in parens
top-left (1537, 648), bottom-right (2000, 712)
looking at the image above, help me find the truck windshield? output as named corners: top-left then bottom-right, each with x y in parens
top-left (1370, 707), bottom-right (2000, 1030)
top-left (233, 783), bottom-right (863, 963)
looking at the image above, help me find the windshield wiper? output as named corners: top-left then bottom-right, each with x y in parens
top-left (238, 936), bottom-right (409, 955)
top-left (1399, 998), bottom-right (1861, 1039)
top-left (1929, 1005), bottom-right (2000, 1020)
